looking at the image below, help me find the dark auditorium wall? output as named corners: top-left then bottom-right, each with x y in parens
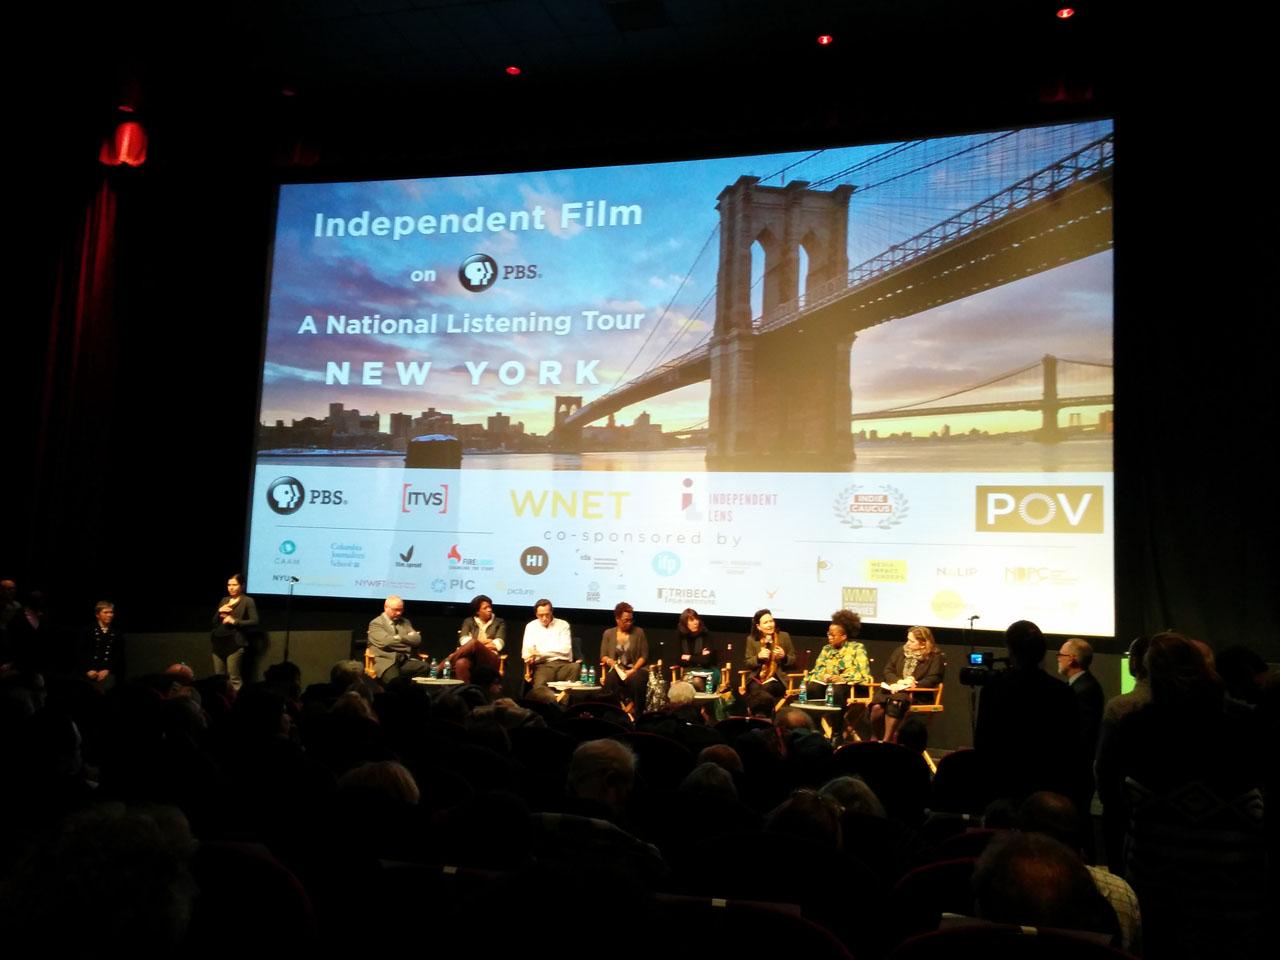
top-left (4, 7), bottom-right (1275, 676)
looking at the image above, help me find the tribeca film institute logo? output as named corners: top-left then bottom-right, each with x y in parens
top-left (266, 477), bottom-right (305, 515)
top-left (458, 254), bottom-right (497, 292)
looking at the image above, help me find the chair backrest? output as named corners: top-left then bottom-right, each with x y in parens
top-left (931, 748), bottom-right (998, 815)
top-left (888, 856), bottom-right (979, 945)
top-left (834, 741), bottom-right (932, 825)
top-left (652, 894), bottom-right (854, 960)
top-left (890, 923), bottom-right (1131, 960)
top-left (613, 731), bottom-right (695, 789)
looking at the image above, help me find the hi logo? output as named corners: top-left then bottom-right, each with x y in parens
top-left (976, 486), bottom-right (1104, 533)
top-left (401, 483), bottom-right (449, 514)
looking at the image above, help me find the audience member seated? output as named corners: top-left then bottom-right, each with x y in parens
top-left (1015, 791), bottom-right (1141, 955)
top-left (972, 831), bottom-right (1120, 944)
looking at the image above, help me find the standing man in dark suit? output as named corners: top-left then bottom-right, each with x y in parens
top-left (975, 620), bottom-right (1080, 802)
top-left (367, 595), bottom-right (429, 681)
top-left (1058, 637), bottom-right (1105, 825)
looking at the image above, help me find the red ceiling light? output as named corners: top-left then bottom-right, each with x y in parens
top-left (505, 65), bottom-right (522, 76)
top-left (99, 120), bottom-right (147, 167)
top-left (817, 34), bottom-right (834, 46)
top-left (1056, 7), bottom-right (1075, 18)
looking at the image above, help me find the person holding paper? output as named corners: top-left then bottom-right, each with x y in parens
top-left (601, 601), bottom-right (648, 708)
top-left (870, 625), bottom-right (945, 743)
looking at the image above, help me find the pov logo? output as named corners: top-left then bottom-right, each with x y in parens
top-left (266, 477), bottom-right (305, 515)
top-left (458, 254), bottom-right (497, 292)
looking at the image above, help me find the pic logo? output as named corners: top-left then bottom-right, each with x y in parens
top-left (431, 578), bottom-right (448, 594)
top-left (279, 540), bottom-right (297, 555)
top-left (267, 477), bottom-right (305, 515)
top-left (520, 546), bottom-right (549, 575)
top-left (652, 551), bottom-right (681, 577)
top-left (976, 486), bottom-right (1104, 533)
top-left (458, 254), bottom-right (497, 292)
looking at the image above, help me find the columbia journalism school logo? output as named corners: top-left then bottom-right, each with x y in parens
top-left (458, 254), bottom-right (498, 292)
top-left (266, 477), bottom-right (305, 515)
top-left (833, 484), bottom-right (909, 530)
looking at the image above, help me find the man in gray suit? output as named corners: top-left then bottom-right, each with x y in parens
top-left (368, 595), bottom-right (429, 680)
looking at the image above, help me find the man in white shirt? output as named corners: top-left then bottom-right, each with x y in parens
top-left (523, 598), bottom-right (577, 687)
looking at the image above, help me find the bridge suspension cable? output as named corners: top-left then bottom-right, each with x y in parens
top-left (870, 360), bottom-right (1044, 413)
top-left (609, 222), bottom-right (720, 390)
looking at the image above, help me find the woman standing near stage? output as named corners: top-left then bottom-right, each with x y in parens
top-left (211, 573), bottom-right (259, 691)
top-left (742, 609), bottom-right (795, 715)
top-left (870, 625), bottom-right (944, 743)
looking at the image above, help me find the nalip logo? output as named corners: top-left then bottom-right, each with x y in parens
top-left (267, 477), bottom-right (305, 515)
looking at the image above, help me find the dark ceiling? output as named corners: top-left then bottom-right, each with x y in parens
top-left (35, 1), bottom-right (1116, 178)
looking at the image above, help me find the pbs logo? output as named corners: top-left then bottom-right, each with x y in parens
top-left (266, 477), bottom-right (305, 515)
top-left (458, 254), bottom-right (497, 292)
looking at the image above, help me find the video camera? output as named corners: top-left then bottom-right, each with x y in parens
top-left (958, 650), bottom-right (1008, 686)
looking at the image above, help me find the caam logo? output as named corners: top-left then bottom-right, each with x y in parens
top-left (976, 486), bottom-right (1104, 533)
top-left (401, 483), bottom-right (449, 514)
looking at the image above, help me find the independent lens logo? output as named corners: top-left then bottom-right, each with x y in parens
top-left (459, 254), bottom-right (497, 292)
top-left (266, 477), bottom-right (305, 515)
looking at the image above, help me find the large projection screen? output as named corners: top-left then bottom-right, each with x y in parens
top-left (248, 120), bottom-right (1115, 636)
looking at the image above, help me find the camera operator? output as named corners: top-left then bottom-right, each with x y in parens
top-left (974, 620), bottom-right (1081, 804)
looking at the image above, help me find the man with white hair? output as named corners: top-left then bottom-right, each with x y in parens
top-left (367, 595), bottom-right (428, 680)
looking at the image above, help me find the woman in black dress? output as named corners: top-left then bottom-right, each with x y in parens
top-left (211, 572), bottom-right (258, 691)
top-left (870, 625), bottom-right (944, 743)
